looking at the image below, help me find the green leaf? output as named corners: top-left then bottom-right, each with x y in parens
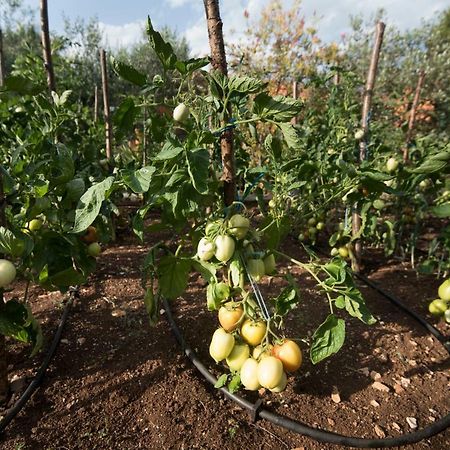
top-left (229, 258), bottom-right (243, 288)
top-left (206, 281), bottom-right (230, 311)
top-left (175, 57), bottom-right (209, 75)
top-left (186, 148), bottom-right (210, 194)
top-left (344, 289), bottom-right (377, 325)
top-left (310, 314), bottom-right (345, 364)
top-left (277, 122), bottom-right (302, 149)
top-left (121, 166), bottom-right (156, 193)
top-left (253, 93), bottom-right (302, 122)
top-left (110, 56), bottom-right (147, 86)
top-left (49, 268), bottom-right (87, 287)
top-left (73, 176), bottom-right (115, 233)
top-left (228, 76), bottom-right (265, 94)
top-left (228, 373), bottom-right (241, 393)
top-left (146, 17), bottom-right (177, 71)
top-left (274, 286), bottom-right (298, 316)
top-left (157, 255), bottom-right (191, 299)
top-left (2, 75), bottom-right (43, 95)
top-left (411, 148), bottom-right (450, 174)
top-left (431, 203), bottom-right (450, 218)
top-left (114, 97), bottom-right (138, 136)
top-left (154, 142), bottom-right (183, 160)
top-left (191, 259), bottom-right (217, 284)
top-left (214, 373), bottom-right (228, 388)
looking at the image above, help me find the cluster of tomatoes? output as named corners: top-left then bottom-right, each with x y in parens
top-left (196, 213), bottom-right (302, 392)
top-left (428, 279), bottom-right (450, 323)
top-left (297, 216), bottom-right (326, 245)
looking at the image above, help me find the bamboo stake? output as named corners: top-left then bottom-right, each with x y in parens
top-left (403, 70), bottom-right (426, 162)
top-left (94, 84), bottom-right (99, 123)
top-left (100, 49), bottom-right (113, 162)
top-left (203, 0), bottom-right (235, 206)
top-left (0, 29), bottom-right (5, 87)
top-left (39, 0), bottom-right (56, 93)
top-left (352, 21), bottom-right (385, 272)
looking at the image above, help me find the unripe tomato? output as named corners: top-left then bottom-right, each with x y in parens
top-left (0, 259), bottom-right (16, 287)
top-left (240, 358), bottom-right (261, 391)
top-left (386, 157), bottom-right (399, 173)
top-left (438, 279), bottom-right (450, 301)
top-left (197, 237), bottom-right (216, 261)
top-left (428, 299), bottom-right (448, 316)
top-left (28, 218), bottom-right (42, 231)
top-left (241, 319), bottom-right (266, 346)
top-left (214, 235), bottom-right (235, 262)
top-left (269, 371), bottom-right (287, 393)
top-left (338, 246), bottom-right (349, 258)
top-left (263, 254), bottom-right (276, 275)
top-left (373, 199), bottom-right (385, 210)
top-left (226, 343), bottom-right (250, 372)
top-left (247, 258), bottom-right (265, 281)
top-left (257, 356), bottom-right (284, 389)
top-left (445, 309), bottom-right (450, 324)
top-left (330, 247), bottom-right (339, 257)
top-left (88, 242), bottom-right (101, 257)
top-left (252, 344), bottom-right (273, 361)
top-left (308, 227), bottom-right (317, 237)
top-left (272, 339), bottom-right (302, 372)
top-left (209, 328), bottom-right (235, 363)
top-left (228, 214), bottom-right (250, 240)
top-left (316, 222), bottom-right (325, 231)
top-left (354, 129), bottom-right (365, 140)
top-left (218, 302), bottom-right (243, 332)
top-left (268, 199), bottom-right (276, 209)
top-left (307, 217), bottom-right (317, 227)
top-left (173, 103), bottom-right (190, 123)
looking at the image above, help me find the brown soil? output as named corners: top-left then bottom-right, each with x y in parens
top-left (1, 229), bottom-right (449, 450)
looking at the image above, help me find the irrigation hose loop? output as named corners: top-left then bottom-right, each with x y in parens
top-left (163, 273), bottom-right (450, 449)
top-left (0, 286), bottom-right (79, 434)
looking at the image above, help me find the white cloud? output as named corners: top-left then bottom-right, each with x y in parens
top-left (98, 20), bottom-right (145, 49)
top-left (166, 0), bottom-right (193, 7)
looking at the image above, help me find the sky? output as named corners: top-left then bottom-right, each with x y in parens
top-left (17, 0), bottom-right (450, 55)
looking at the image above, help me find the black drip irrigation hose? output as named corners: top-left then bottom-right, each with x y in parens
top-left (163, 271), bottom-right (450, 449)
top-left (0, 286), bottom-right (79, 435)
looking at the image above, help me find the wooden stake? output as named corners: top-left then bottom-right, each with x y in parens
top-left (352, 21), bottom-right (385, 272)
top-left (94, 84), bottom-right (99, 123)
top-left (100, 49), bottom-right (113, 162)
top-left (40, 0), bottom-right (56, 92)
top-left (0, 29), bottom-right (5, 87)
top-left (403, 70), bottom-right (426, 162)
top-left (291, 80), bottom-right (298, 125)
top-left (203, 0), bottom-right (235, 206)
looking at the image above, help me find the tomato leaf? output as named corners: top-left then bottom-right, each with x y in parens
top-left (310, 314), bottom-right (345, 364)
top-left (121, 166), bottom-right (156, 193)
top-left (154, 142), bottom-right (183, 161)
top-left (206, 281), bottom-right (230, 311)
top-left (146, 17), bottom-right (177, 71)
top-left (73, 176), bottom-right (115, 233)
top-left (253, 93), bottom-right (302, 122)
top-left (277, 122), bottom-right (302, 149)
top-left (186, 148), bottom-right (210, 194)
top-left (344, 289), bottom-right (377, 325)
top-left (110, 56), bottom-right (147, 87)
top-left (157, 255), bottom-right (191, 299)
top-left (274, 286), bottom-right (299, 316)
top-left (431, 203), bottom-right (450, 218)
top-left (214, 373), bottom-right (228, 389)
top-left (191, 259), bottom-right (217, 284)
top-left (228, 373), bottom-right (241, 393)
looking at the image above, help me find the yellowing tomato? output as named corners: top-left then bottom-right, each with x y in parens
top-left (428, 299), bottom-right (448, 316)
top-left (269, 371), bottom-right (287, 393)
top-left (173, 103), bottom-right (190, 122)
top-left (386, 157), bottom-right (399, 173)
top-left (209, 328), bottom-right (235, 363)
top-left (252, 344), bottom-right (273, 361)
top-left (240, 358), bottom-right (261, 391)
top-left (226, 343), bottom-right (250, 372)
top-left (438, 279), bottom-right (450, 301)
top-left (257, 356), bottom-right (284, 389)
top-left (338, 246), bottom-right (349, 258)
top-left (272, 339), bottom-right (302, 372)
top-left (241, 319), bottom-right (267, 346)
top-left (214, 235), bottom-right (235, 262)
top-left (197, 237), bottom-right (216, 261)
top-left (218, 302), bottom-right (243, 332)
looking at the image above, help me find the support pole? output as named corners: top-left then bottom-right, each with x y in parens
top-left (291, 80), bottom-right (298, 125)
top-left (352, 21), bottom-right (385, 272)
top-left (100, 49), bottom-right (113, 162)
top-left (203, 0), bottom-right (235, 206)
top-left (94, 84), bottom-right (99, 123)
top-left (40, 0), bottom-right (56, 93)
top-left (403, 70), bottom-right (426, 162)
top-left (0, 29), bottom-right (5, 87)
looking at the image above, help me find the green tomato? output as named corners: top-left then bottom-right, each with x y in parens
top-left (438, 279), bottom-right (450, 301)
top-left (263, 254), bottom-right (276, 275)
top-left (226, 344), bottom-right (250, 372)
top-left (330, 247), bottom-right (339, 256)
top-left (428, 299), bottom-right (448, 316)
top-left (228, 214), bottom-right (250, 240)
top-left (247, 258), bottom-right (265, 281)
top-left (307, 217), bottom-right (317, 226)
top-left (373, 199), bottom-right (385, 210)
top-left (28, 218), bottom-right (43, 232)
top-left (445, 309), bottom-right (450, 324)
top-left (209, 328), bottom-right (235, 363)
top-left (88, 242), bottom-right (101, 257)
top-left (173, 103), bottom-right (190, 123)
top-left (214, 235), bottom-right (235, 263)
top-left (316, 222), bottom-right (325, 231)
top-left (338, 246), bottom-right (349, 258)
top-left (386, 157), bottom-right (399, 173)
top-left (197, 237), bottom-right (216, 261)
top-left (0, 259), bottom-right (16, 287)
